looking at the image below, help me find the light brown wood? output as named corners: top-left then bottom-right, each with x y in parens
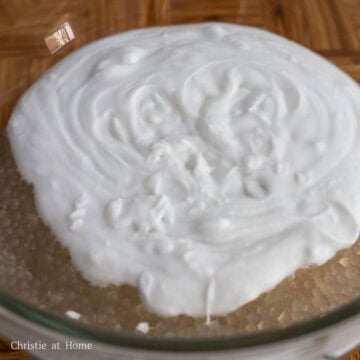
top-left (0, 338), bottom-right (36, 360)
top-left (0, 0), bottom-right (360, 359)
top-left (344, 346), bottom-right (360, 360)
top-left (1, 0), bottom-right (360, 130)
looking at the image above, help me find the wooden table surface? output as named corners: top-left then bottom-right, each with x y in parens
top-left (1, 0), bottom-right (360, 359)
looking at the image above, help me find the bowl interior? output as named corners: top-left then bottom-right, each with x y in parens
top-left (0, 0), bottom-right (360, 350)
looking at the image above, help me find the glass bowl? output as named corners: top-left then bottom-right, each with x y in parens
top-left (0, 1), bottom-right (360, 359)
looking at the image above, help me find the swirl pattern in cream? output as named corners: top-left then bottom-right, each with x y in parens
top-left (7, 23), bottom-right (360, 317)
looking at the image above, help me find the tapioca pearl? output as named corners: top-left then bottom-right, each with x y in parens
top-left (244, 177), bottom-right (271, 199)
top-left (313, 141), bottom-right (327, 153)
top-left (242, 154), bottom-right (263, 172)
top-left (250, 127), bottom-right (273, 155)
top-left (294, 172), bottom-right (310, 186)
top-left (273, 162), bottom-right (289, 175)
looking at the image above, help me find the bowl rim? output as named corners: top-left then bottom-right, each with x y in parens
top-left (1, 10), bottom-right (360, 353)
top-left (1, 288), bottom-right (360, 352)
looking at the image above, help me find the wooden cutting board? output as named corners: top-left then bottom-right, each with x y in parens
top-left (0, 0), bottom-right (360, 359)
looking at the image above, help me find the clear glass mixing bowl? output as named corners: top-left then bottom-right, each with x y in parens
top-left (0, 1), bottom-right (360, 359)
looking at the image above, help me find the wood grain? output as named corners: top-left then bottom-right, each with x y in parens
top-left (0, 338), bottom-right (36, 360)
top-left (0, 0), bottom-right (360, 359)
top-left (1, 0), bottom-right (360, 130)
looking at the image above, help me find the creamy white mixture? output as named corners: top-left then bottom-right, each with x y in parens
top-left (136, 322), bottom-right (150, 334)
top-left (7, 23), bottom-right (360, 317)
top-left (65, 310), bottom-right (81, 320)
